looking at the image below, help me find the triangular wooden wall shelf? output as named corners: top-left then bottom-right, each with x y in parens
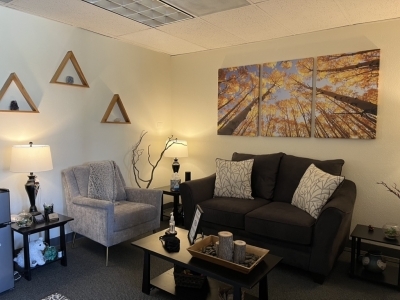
top-left (0, 73), bottom-right (39, 113)
top-left (50, 51), bottom-right (89, 87)
top-left (101, 94), bottom-right (131, 124)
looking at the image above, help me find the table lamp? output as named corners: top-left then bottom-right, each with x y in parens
top-left (10, 142), bottom-right (53, 215)
top-left (164, 140), bottom-right (188, 173)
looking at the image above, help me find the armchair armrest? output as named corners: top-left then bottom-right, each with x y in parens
top-left (125, 187), bottom-right (163, 221)
top-left (72, 196), bottom-right (114, 210)
top-left (309, 179), bottom-right (357, 276)
top-left (180, 174), bottom-right (216, 229)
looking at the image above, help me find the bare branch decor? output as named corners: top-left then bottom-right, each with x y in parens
top-left (131, 131), bottom-right (186, 188)
top-left (377, 181), bottom-right (400, 200)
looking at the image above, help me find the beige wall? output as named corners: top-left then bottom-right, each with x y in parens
top-left (0, 6), bottom-right (173, 243)
top-left (171, 18), bottom-right (400, 231)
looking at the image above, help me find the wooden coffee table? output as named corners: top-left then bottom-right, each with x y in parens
top-left (132, 227), bottom-right (282, 300)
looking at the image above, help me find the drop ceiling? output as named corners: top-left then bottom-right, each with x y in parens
top-left (1, 0), bottom-right (400, 56)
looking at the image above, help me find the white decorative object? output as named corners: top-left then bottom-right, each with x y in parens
top-left (233, 240), bottom-right (246, 264)
top-left (217, 231), bottom-right (233, 261)
top-left (14, 237), bottom-right (46, 268)
top-left (291, 164), bottom-right (344, 218)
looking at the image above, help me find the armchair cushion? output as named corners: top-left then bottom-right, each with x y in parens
top-left (114, 201), bottom-right (157, 231)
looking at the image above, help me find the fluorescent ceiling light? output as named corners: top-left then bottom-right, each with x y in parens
top-left (82, 0), bottom-right (193, 27)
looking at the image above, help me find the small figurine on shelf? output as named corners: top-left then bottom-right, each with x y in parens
top-left (368, 225), bottom-right (374, 232)
top-left (10, 100), bottom-right (19, 111)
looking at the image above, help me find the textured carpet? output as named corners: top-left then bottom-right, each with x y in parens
top-left (1, 230), bottom-right (399, 300)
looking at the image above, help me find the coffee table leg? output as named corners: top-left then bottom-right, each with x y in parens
top-left (142, 251), bottom-right (151, 294)
top-left (259, 275), bottom-right (268, 300)
top-left (233, 285), bottom-right (242, 300)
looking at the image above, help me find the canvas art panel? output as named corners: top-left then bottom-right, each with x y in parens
top-left (260, 58), bottom-right (313, 137)
top-left (218, 65), bottom-right (260, 136)
top-left (314, 49), bottom-right (380, 139)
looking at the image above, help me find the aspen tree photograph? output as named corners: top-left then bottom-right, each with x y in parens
top-left (218, 65), bottom-right (260, 136)
top-left (260, 58), bottom-right (313, 137)
top-left (315, 49), bottom-right (380, 139)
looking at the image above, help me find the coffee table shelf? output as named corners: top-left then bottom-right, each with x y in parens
top-left (151, 268), bottom-right (258, 300)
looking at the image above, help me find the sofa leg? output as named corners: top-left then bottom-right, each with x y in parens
top-left (106, 247), bottom-right (109, 267)
top-left (313, 273), bottom-right (326, 284)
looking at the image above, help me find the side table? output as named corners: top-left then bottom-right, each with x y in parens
top-left (349, 224), bottom-right (400, 290)
top-left (155, 186), bottom-right (183, 225)
top-left (11, 213), bottom-right (74, 281)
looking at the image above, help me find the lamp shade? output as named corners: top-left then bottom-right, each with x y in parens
top-left (164, 140), bottom-right (188, 158)
top-left (10, 144), bottom-right (53, 173)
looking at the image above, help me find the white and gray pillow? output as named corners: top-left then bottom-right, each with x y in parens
top-left (214, 158), bottom-right (254, 199)
top-left (292, 163), bottom-right (344, 218)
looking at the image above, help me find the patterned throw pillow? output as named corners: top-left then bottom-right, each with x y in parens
top-left (292, 164), bottom-right (344, 218)
top-left (214, 158), bottom-right (254, 199)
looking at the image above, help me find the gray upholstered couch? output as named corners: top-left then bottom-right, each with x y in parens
top-left (180, 153), bottom-right (357, 283)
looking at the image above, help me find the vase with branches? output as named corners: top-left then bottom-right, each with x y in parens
top-left (131, 131), bottom-right (186, 188)
top-left (377, 181), bottom-right (400, 239)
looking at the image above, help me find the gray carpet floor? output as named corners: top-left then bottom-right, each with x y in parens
top-left (1, 228), bottom-right (399, 300)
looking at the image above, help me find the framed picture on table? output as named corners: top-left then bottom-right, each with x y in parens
top-left (188, 204), bottom-right (204, 245)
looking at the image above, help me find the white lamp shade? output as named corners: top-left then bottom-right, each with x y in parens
top-left (10, 144), bottom-right (53, 173)
top-left (164, 140), bottom-right (188, 158)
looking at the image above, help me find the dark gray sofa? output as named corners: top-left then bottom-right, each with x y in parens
top-left (180, 152), bottom-right (357, 283)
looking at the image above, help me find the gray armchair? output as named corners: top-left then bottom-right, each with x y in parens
top-left (61, 160), bottom-right (162, 266)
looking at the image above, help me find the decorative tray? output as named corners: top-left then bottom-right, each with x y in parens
top-left (187, 235), bottom-right (269, 274)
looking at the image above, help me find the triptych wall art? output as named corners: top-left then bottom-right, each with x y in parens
top-left (217, 49), bottom-right (380, 139)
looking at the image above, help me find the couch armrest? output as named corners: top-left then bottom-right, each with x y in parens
top-left (125, 187), bottom-right (163, 221)
top-left (309, 179), bottom-right (357, 276)
top-left (180, 174), bottom-right (216, 229)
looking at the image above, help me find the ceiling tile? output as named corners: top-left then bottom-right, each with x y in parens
top-left (8, 0), bottom-right (149, 37)
top-left (119, 29), bottom-right (206, 55)
top-left (201, 5), bottom-right (293, 43)
top-left (335, 0), bottom-right (400, 24)
top-left (163, 0), bottom-right (250, 17)
top-left (158, 18), bottom-right (245, 49)
top-left (257, 0), bottom-right (351, 34)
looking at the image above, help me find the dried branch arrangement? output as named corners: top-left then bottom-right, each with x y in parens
top-left (377, 181), bottom-right (400, 199)
top-left (131, 130), bottom-right (185, 188)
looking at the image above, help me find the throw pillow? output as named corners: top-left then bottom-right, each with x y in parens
top-left (214, 158), bottom-right (254, 199)
top-left (292, 164), bottom-right (344, 218)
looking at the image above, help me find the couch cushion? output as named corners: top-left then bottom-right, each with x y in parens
top-left (214, 158), bottom-right (254, 199)
top-left (114, 201), bottom-right (157, 231)
top-left (232, 152), bottom-right (284, 200)
top-left (200, 197), bottom-right (269, 229)
top-left (273, 154), bottom-right (344, 203)
top-left (245, 202), bottom-right (316, 245)
top-left (292, 164), bottom-right (344, 218)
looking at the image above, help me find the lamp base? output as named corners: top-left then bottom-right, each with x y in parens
top-left (30, 211), bottom-right (42, 216)
top-left (172, 158), bottom-right (180, 173)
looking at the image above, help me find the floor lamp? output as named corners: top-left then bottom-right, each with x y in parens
top-left (10, 142), bottom-right (53, 215)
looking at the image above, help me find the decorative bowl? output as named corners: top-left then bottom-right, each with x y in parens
top-left (382, 223), bottom-right (400, 239)
top-left (16, 211), bottom-right (33, 227)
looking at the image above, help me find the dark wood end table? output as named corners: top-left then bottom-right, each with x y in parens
top-left (350, 224), bottom-right (400, 290)
top-left (11, 213), bottom-right (74, 281)
top-left (155, 185), bottom-right (183, 225)
top-left (132, 227), bottom-right (282, 299)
